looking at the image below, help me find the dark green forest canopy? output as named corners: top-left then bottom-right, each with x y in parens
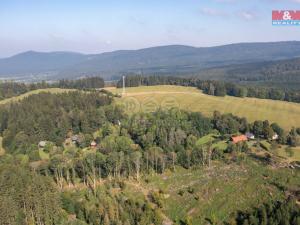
top-left (233, 198), bottom-right (300, 225)
top-left (191, 57), bottom-right (300, 89)
top-left (0, 165), bottom-right (62, 225)
top-left (0, 91), bottom-right (114, 154)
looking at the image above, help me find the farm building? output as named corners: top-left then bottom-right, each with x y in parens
top-left (245, 132), bottom-right (255, 140)
top-left (231, 135), bottom-right (248, 144)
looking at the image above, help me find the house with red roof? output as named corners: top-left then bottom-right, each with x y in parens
top-left (231, 135), bottom-right (248, 144)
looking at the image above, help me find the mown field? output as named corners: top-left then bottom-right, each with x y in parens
top-left (110, 85), bottom-right (300, 130)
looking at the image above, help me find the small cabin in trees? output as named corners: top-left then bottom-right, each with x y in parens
top-left (90, 141), bottom-right (97, 148)
top-left (231, 135), bottom-right (248, 144)
top-left (245, 132), bottom-right (255, 140)
top-left (38, 141), bottom-right (47, 148)
top-left (272, 133), bottom-right (279, 140)
top-left (71, 135), bottom-right (79, 144)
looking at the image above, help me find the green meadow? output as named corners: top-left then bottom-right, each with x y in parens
top-left (111, 85), bottom-right (300, 130)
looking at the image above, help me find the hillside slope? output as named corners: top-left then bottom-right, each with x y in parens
top-left (112, 85), bottom-right (300, 130)
top-left (1, 41), bottom-right (300, 80)
top-left (194, 57), bottom-right (300, 89)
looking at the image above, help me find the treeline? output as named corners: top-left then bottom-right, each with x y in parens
top-left (117, 75), bottom-right (300, 103)
top-left (56, 77), bottom-right (105, 89)
top-left (0, 81), bottom-right (47, 100)
top-left (116, 75), bottom-right (194, 88)
top-left (0, 77), bottom-right (105, 100)
top-left (200, 81), bottom-right (300, 103)
top-left (230, 197), bottom-right (300, 225)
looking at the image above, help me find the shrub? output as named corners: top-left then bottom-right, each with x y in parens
top-left (149, 191), bottom-right (163, 208)
top-left (187, 186), bottom-right (194, 194)
top-left (178, 189), bottom-right (185, 196)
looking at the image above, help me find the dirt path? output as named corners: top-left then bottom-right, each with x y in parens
top-left (124, 91), bottom-right (200, 97)
top-left (0, 137), bottom-right (5, 156)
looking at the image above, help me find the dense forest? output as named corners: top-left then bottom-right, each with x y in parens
top-left (193, 57), bottom-right (300, 88)
top-left (0, 90), bottom-right (299, 156)
top-left (117, 75), bottom-right (300, 103)
top-left (0, 77), bottom-right (104, 100)
top-left (233, 198), bottom-right (300, 225)
top-left (0, 91), bottom-right (113, 154)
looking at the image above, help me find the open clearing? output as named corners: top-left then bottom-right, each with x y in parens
top-left (0, 88), bottom-right (74, 105)
top-left (111, 85), bottom-right (300, 130)
top-left (139, 160), bottom-right (299, 224)
top-left (276, 146), bottom-right (300, 162)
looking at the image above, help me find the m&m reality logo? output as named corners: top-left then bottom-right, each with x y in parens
top-left (272, 10), bottom-right (300, 26)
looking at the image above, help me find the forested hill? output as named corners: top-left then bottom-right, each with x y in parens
top-left (194, 57), bottom-right (300, 89)
top-left (117, 75), bottom-right (300, 103)
top-left (1, 41), bottom-right (300, 80)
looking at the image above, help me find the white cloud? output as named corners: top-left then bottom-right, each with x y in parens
top-left (199, 7), bottom-right (228, 17)
top-left (237, 11), bottom-right (256, 20)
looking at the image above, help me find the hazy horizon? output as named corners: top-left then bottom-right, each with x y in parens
top-left (1, 0), bottom-right (300, 57)
top-left (1, 40), bottom-right (300, 59)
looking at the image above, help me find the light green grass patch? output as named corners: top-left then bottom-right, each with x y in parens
top-left (212, 141), bottom-right (228, 151)
top-left (276, 146), bottom-right (300, 162)
top-left (196, 134), bottom-right (216, 146)
top-left (260, 140), bottom-right (271, 151)
top-left (39, 149), bottom-right (50, 160)
top-left (113, 85), bottom-right (300, 130)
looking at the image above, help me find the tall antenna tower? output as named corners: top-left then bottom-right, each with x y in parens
top-left (122, 75), bottom-right (126, 97)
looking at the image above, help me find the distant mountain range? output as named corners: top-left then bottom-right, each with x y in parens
top-left (1, 41), bottom-right (300, 81)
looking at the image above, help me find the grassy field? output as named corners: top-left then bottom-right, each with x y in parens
top-left (276, 146), bottom-right (300, 162)
top-left (0, 88), bottom-right (74, 105)
top-left (110, 85), bottom-right (300, 130)
top-left (196, 134), bottom-right (216, 146)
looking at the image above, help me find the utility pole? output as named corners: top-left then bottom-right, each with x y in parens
top-left (122, 75), bottom-right (126, 97)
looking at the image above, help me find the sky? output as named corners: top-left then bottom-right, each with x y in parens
top-left (1, 0), bottom-right (300, 57)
